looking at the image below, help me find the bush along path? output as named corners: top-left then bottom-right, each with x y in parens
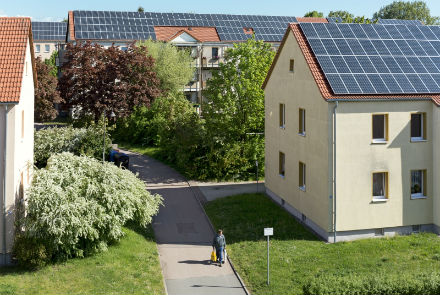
top-left (121, 149), bottom-right (247, 295)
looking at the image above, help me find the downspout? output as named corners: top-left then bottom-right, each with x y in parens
top-left (2, 105), bottom-right (8, 264)
top-left (332, 101), bottom-right (338, 243)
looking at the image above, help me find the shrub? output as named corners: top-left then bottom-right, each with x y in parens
top-left (15, 153), bottom-right (162, 266)
top-left (303, 272), bottom-right (440, 295)
top-left (34, 123), bottom-right (111, 168)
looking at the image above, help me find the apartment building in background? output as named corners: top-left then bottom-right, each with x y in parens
top-left (264, 20), bottom-right (440, 242)
top-left (32, 21), bottom-right (66, 60)
top-left (0, 17), bottom-right (36, 265)
top-left (64, 10), bottom-right (298, 104)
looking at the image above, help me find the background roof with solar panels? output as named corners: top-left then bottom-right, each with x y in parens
top-left (32, 21), bottom-right (66, 41)
top-left (67, 10), bottom-right (298, 42)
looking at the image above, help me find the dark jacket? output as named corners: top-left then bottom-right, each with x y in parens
top-left (212, 234), bottom-right (226, 249)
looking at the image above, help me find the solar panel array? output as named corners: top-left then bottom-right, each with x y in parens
top-left (32, 22), bottom-right (66, 41)
top-left (73, 10), bottom-right (297, 42)
top-left (377, 18), bottom-right (423, 25)
top-left (300, 22), bottom-right (440, 95)
top-left (327, 17), bottom-right (423, 26)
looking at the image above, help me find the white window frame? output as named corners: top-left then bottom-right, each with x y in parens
top-left (411, 170), bottom-right (426, 199)
top-left (299, 108), bottom-right (306, 136)
top-left (372, 172), bottom-right (388, 201)
top-left (280, 103), bottom-right (285, 129)
top-left (411, 113), bottom-right (426, 142)
top-left (35, 44), bottom-right (40, 53)
top-left (44, 44), bottom-right (50, 52)
top-left (372, 114), bottom-right (388, 143)
top-left (299, 162), bottom-right (306, 191)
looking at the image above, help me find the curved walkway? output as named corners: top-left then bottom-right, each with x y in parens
top-left (123, 150), bottom-right (247, 295)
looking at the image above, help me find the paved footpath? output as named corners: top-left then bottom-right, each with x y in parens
top-left (123, 150), bottom-right (247, 295)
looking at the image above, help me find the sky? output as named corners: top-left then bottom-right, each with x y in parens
top-left (2, 0), bottom-right (440, 22)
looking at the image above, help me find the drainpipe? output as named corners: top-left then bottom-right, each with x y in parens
top-left (2, 105), bottom-right (8, 264)
top-left (332, 101), bottom-right (338, 243)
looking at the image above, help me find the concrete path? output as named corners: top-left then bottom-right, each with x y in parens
top-left (189, 181), bottom-right (265, 202)
top-left (124, 150), bottom-right (247, 295)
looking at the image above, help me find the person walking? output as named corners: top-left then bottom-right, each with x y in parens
top-left (212, 229), bottom-right (226, 267)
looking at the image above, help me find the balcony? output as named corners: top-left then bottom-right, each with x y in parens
top-left (202, 57), bottom-right (222, 68)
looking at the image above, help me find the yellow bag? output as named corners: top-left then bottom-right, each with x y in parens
top-left (211, 250), bottom-right (217, 262)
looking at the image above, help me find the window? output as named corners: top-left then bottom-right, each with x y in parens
top-left (279, 103), bottom-right (285, 128)
top-left (279, 152), bottom-right (285, 177)
top-left (35, 44), bottom-right (40, 53)
top-left (45, 44), bottom-right (50, 52)
top-left (372, 114), bottom-right (388, 142)
top-left (299, 108), bottom-right (305, 135)
top-left (289, 59), bottom-right (294, 72)
top-left (21, 110), bottom-right (24, 139)
top-left (411, 170), bottom-right (426, 199)
top-left (372, 172), bottom-right (388, 200)
top-left (299, 162), bottom-right (306, 190)
top-left (212, 47), bottom-right (219, 59)
top-left (121, 46), bottom-right (128, 51)
top-left (411, 113), bottom-right (426, 141)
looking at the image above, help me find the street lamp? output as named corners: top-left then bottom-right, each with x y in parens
top-left (103, 111), bottom-right (116, 164)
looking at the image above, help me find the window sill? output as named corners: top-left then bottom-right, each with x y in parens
top-left (279, 174), bottom-right (285, 179)
top-left (372, 198), bottom-right (388, 203)
top-left (371, 139), bottom-right (387, 144)
top-left (298, 132), bottom-right (306, 137)
top-left (299, 186), bottom-right (306, 192)
top-left (280, 126), bottom-right (285, 130)
top-left (411, 138), bottom-right (427, 143)
top-left (411, 195), bottom-right (427, 200)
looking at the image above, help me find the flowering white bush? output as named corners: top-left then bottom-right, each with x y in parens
top-left (19, 152), bottom-right (162, 262)
top-left (34, 125), bottom-right (111, 168)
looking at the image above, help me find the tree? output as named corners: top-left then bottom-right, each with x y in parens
top-left (137, 39), bottom-right (194, 96)
top-left (137, 6), bottom-right (144, 12)
top-left (59, 42), bottom-right (161, 121)
top-left (202, 38), bottom-right (275, 179)
top-left (328, 10), bottom-right (376, 24)
top-left (304, 11), bottom-right (324, 18)
top-left (44, 50), bottom-right (58, 77)
top-left (34, 57), bottom-right (63, 122)
top-left (373, 1), bottom-right (439, 25)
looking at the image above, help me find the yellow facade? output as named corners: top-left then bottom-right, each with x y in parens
top-left (265, 29), bottom-right (440, 241)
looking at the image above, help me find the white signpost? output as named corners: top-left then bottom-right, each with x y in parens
top-left (264, 227), bottom-right (273, 285)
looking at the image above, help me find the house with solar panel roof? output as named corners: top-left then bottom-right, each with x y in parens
top-left (64, 10), bottom-right (298, 104)
top-left (31, 21), bottom-right (66, 60)
top-left (263, 18), bottom-right (440, 242)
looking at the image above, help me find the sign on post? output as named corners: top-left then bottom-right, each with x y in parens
top-left (264, 227), bottom-right (273, 285)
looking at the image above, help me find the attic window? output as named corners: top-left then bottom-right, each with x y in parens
top-left (243, 27), bottom-right (254, 35)
top-left (188, 27), bottom-right (193, 31)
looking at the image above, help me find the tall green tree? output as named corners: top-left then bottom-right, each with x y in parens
top-left (373, 1), bottom-right (439, 25)
top-left (202, 38), bottom-right (274, 179)
top-left (44, 50), bottom-right (58, 77)
top-left (304, 11), bottom-right (323, 18)
top-left (137, 39), bottom-right (194, 96)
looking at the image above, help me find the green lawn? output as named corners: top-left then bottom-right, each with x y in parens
top-left (0, 224), bottom-right (165, 295)
top-left (117, 143), bottom-right (177, 169)
top-left (204, 193), bottom-right (440, 295)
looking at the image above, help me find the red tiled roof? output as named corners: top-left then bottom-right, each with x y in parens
top-left (0, 17), bottom-right (34, 103)
top-left (296, 17), bottom-right (328, 23)
top-left (263, 23), bottom-right (440, 106)
top-left (154, 26), bottom-right (220, 42)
